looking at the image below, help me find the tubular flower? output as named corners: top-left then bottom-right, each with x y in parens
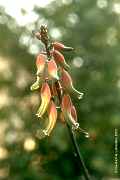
top-left (60, 68), bottom-right (83, 99)
top-left (36, 100), bottom-right (57, 139)
top-left (61, 94), bottom-right (79, 129)
top-left (36, 82), bottom-right (51, 118)
top-left (48, 59), bottom-right (59, 80)
top-left (52, 50), bottom-right (70, 69)
top-left (36, 54), bottom-right (46, 75)
top-left (30, 25), bottom-right (87, 139)
top-left (43, 100), bottom-right (57, 136)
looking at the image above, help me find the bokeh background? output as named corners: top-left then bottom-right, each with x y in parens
top-left (0, 0), bottom-right (120, 179)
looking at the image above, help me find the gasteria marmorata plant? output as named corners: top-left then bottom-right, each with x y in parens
top-left (31, 25), bottom-right (89, 139)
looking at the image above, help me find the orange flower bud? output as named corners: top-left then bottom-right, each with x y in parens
top-left (36, 82), bottom-right (51, 118)
top-left (52, 42), bottom-right (74, 51)
top-left (52, 50), bottom-right (70, 69)
top-left (36, 54), bottom-right (46, 75)
top-left (48, 59), bottom-right (59, 80)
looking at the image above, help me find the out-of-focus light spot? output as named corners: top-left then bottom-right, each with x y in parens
top-left (5, 131), bottom-right (18, 144)
top-left (50, 28), bottom-right (62, 39)
top-left (24, 138), bottom-right (36, 151)
top-left (0, 147), bottom-right (8, 160)
top-left (0, 121), bottom-right (8, 139)
top-left (19, 34), bottom-right (30, 46)
top-left (16, 68), bottom-right (31, 89)
top-left (0, 89), bottom-right (11, 108)
top-left (97, 0), bottom-right (108, 9)
top-left (29, 94), bottom-right (40, 106)
top-left (28, 43), bottom-right (40, 54)
top-left (106, 27), bottom-right (117, 46)
top-left (67, 13), bottom-right (79, 26)
top-left (117, 79), bottom-right (120, 88)
top-left (0, 167), bottom-right (9, 179)
top-left (62, 0), bottom-right (72, 5)
top-left (10, 113), bottom-right (24, 129)
top-left (112, 3), bottom-right (120, 14)
top-left (0, 57), bottom-right (12, 80)
top-left (72, 57), bottom-right (84, 68)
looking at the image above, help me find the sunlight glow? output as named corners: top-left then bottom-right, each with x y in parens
top-left (24, 138), bottom-right (36, 151)
top-left (0, 0), bottom-right (54, 26)
top-left (113, 3), bottom-right (120, 14)
top-left (97, 0), bottom-right (108, 9)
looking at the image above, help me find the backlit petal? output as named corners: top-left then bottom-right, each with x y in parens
top-left (43, 100), bottom-right (57, 136)
top-left (48, 59), bottom-right (59, 80)
top-left (53, 50), bottom-right (69, 69)
top-left (36, 82), bottom-right (51, 117)
top-left (60, 69), bottom-right (73, 90)
top-left (60, 69), bottom-right (84, 99)
top-left (36, 54), bottom-right (46, 75)
top-left (61, 94), bottom-right (72, 115)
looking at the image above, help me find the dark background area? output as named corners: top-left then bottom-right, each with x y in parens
top-left (0, 0), bottom-right (120, 179)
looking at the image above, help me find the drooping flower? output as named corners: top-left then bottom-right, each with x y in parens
top-left (61, 94), bottom-right (79, 129)
top-left (47, 59), bottom-right (59, 80)
top-left (36, 100), bottom-right (57, 139)
top-left (53, 50), bottom-right (70, 69)
top-left (60, 68), bottom-right (83, 99)
top-left (36, 82), bottom-right (51, 118)
top-left (43, 100), bottom-right (57, 136)
top-left (36, 54), bottom-right (46, 75)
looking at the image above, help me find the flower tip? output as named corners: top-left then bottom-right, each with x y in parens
top-left (85, 132), bottom-right (90, 138)
top-left (78, 92), bottom-right (84, 99)
top-left (72, 122), bottom-right (79, 131)
top-left (30, 83), bottom-right (39, 91)
top-left (36, 113), bottom-right (41, 118)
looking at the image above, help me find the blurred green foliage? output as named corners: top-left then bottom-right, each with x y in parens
top-left (0, 0), bottom-right (120, 179)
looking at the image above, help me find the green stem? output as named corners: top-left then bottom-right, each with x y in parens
top-left (67, 123), bottom-right (91, 180)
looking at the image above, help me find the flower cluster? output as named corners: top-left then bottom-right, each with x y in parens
top-left (31, 25), bottom-right (85, 139)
